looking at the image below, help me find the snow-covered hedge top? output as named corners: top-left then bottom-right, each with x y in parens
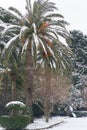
top-left (5, 101), bottom-right (26, 110)
top-left (6, 101), bottom-right (25, 107)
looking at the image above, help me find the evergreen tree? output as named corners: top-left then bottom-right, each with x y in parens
top-left (69, 30), bottom-right (87, 108)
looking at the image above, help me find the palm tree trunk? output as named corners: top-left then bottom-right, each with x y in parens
top-left (25, 49), bottom-right (34, 122)
top-left (10, 72), bottom-right (16, 116)
top-left (10, 72), bottom-right (16, 101)
top-left (11, 79), bottom-right (16, 101)
top-left (44, 68), bottom-right (51, 122)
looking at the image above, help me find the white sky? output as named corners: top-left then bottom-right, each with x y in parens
top-left (0, 0), bottom-right (87, 34)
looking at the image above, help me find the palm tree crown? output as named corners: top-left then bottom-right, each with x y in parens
top-left (0, 0), bottom-right (72, 73)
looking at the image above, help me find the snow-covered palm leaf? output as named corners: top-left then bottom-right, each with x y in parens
top-left (33, 0), bottom-right (42, 18)
top-left (19, 26), bottom-right (29, 42)
top-left (0, 23), bottom-right (8, 31)
top-left (5, 35), bottom-right (19, 49)
top-left (45, 28), bottom-right (59, 40)
top-left (42, 32), bottom-right (58, 44)
top-left (26, 0), bottom-right (33, 18)
top-left (57, 30), bottom-right (69, 39)
top-left (54, 43), bottom-right (73, 75)
top-left (49, 20), bottom-right (67, 29)
top-left (36, 39), bottom-right (72, 75)
top-left (45, 13), bottom-right (64, 19)
top-left (41, 1), bottom-right (58, 14)
top-left (32, 34), bottom-right (39, 49)
top-left (8, 7), bottom-right (23, 18)
top-left (36, 50), bottom-right (57, 72)
top-left (0, 7), bottom-right (20, 24)
top-left (1, 35), bottom-right (19, 64)
top-left (32, 0), bottom-right (58, 23)
top-left (38, 38), bottom-right (48, 57)
top-left (21, 39), bottom-right (28, 53)
top-left (2, 25), bottom-right (21, 36)
top-left (38, 36), bottom-right (57, 61)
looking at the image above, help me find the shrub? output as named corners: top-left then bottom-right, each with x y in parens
top-left (5, 101), bottom-right (26, 116)
top-left (74, 111), bottom-right (87, 117)
top-left (5, 101), bottom-right (26, 111)
top-left (0, 115), bottom-right (30, 130)
top-left (32, 102), bottom-right (44, 117)
top-left (0, 101), bottom-right (30, 129)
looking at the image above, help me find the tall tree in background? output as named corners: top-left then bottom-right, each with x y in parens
top-left (69, 30), bottom-right (87, 108)
top-left (0, 0), bottom-right (72, 121)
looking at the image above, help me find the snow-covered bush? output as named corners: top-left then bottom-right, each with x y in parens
top-left (5, 101), bottom-right (26, 111)
top-left (5, 101), bottom-right (26, 116)
top-left (0, 101), bottom-right (30, 129)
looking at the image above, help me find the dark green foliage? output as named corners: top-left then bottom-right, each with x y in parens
top-left (26, 106), bottom-right (33, 123)
top-left (69, 30), bottom-right (87, 108)
top-left (51, 103), bottom-right (66, 116)
top-left (0, 105), bottom-right (5, 115)
top-left (74, 111), bottom-right (87, 117)
top-left (70, 30), bottom-right (87, 71)
top-left (0, 102), bottom-right (30, 129)
top-left (0, 115), bottom-right (30, 129)
top-left (32, 102), bottom-right (44, 117)
top-left (0, 74), bottom-right (11, 115)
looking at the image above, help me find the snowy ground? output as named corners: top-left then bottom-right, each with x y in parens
top-left (1, 116), bottom-right (87, 130)
top-left (26, 116), bottom-right (87, 130)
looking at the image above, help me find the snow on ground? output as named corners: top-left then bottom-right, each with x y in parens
top-left (0, 127), bottom-right (5, 130)
top-left (26, 116), bottom-right (87, 130)
top-left (55, 117), bottom-right (87, 130)
top-left (1, 116), bottom-right (87, 130)
top-left (26, 116), bottom-right (65, 129)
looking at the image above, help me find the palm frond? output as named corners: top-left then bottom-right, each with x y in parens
top-left (2, 25), bottom-right (21, 36)
top-left (26, 0), bottom-right (33, 17)
top-left (8, 7), bottom-right (23, 18)
top-left (1, 35), bottom-right (19, 63)
top-left (45, 13), bottom-right (64, 19)
top-left (0, 7), bottom-right (19, 24)
top-left (45, 28), bottom-right (59, 40)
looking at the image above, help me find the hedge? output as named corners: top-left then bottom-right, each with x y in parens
top-left (0, 115), bottom-right (30, 130)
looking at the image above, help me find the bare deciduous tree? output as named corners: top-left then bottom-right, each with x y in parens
top-left (33, 71), bottom-right (71, 122)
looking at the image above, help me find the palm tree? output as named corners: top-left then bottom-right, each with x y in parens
top-left (0, 9), bottom-right (24, 101)
top-left (0, 0), bottom-right (72, 121)
top-left (0, 45), bottom-right (22, 101)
